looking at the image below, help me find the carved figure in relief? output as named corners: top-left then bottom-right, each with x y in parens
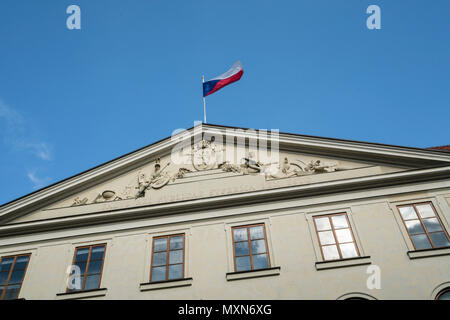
top-left (172, 168), bottom-right (192, 181)
top-left (303, 160), bottom-right (340, 173)
top-left (135, 158), bottom-right (171, 198)
top-left (71, 196), bottom-right (88, 206)
top-left (263, 157), bottom-right (305, 179)
top-left (261, 157), bottom-right (351, 180)
top-left (137, 172), bottom-right (149, 195)
top-left (218, 162), bottom-right (241, 173)
top-left (191, 136), bottom-right (223, 171)
top-left (241, 152), bottom-right (262, 174)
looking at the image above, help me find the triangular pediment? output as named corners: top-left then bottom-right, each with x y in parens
top-left (1, 123), bottom-right (450, 227)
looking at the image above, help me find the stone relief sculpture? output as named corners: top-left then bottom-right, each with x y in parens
top-left (172, 168), bottom-right (192, 181)
top-left (263, 158), bottom-right (349, 180)
top-left (218, 162), bottom-right (241, 173)
top-left (69, 138), bottom-right (351, 206)
top-left (191, 136), bottom-right (223, 171)
top-left (92, 190), bottom-right (122, 203)
top-left (135, 158), bottom-right (172, 198)
top-left (303, 159), bottom-right (343, 173)
top-left (71, 196), bottom-right (88, 206)
top-left (263, 157), bottom-right (303, 179)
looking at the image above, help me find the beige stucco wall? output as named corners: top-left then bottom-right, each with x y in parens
top-left (2, 184), bottom-right (450, 300)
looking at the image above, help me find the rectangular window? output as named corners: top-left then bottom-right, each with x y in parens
top-left (232, 224), bottom-right (270, 272)
top-left (69, 244), bottom-right (106, 292)
top-left (0, 254), bottom-right (30, 300)
top-left (150, 234), bottom-right (185, 282)
top-left (398, 202), bottom-right (450, 250)
top-left (313, 213), bottom-right (359, 261)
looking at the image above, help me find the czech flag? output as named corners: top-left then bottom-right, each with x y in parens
top-left (203, 61), bottom-right (244, 97)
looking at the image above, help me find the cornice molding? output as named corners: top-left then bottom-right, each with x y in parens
top-left (0, 166), bottom-right (449, 238)
top-left (1, 124), bottom-right (449, 223)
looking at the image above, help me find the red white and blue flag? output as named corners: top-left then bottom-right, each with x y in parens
top-left (203, 61), bottom-right (244, 97)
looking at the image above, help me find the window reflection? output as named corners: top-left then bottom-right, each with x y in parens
top-left (68, 244), bottom-right (106, 292)
top-left (436, 288), bottom-right (450, 300)
top-left (151, 234), bottom-right (184, 282)
top-left (398, 202), bottom-right (450, 250)
top-left (0, 254), bottom-right (30, 300)
top-left (313, 213), bottom-right (359, 261)
top-left (232, 224), bottom-right (270, 272)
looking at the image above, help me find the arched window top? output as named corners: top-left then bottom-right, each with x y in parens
top-left (436, 288), bottom-right (450, 300)
top-left (431, 282), bottom-right (450, 300)
top-left (337, 292), bottom-right (377, 300)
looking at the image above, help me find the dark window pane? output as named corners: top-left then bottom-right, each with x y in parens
top-left (13, 256), bottom-right (29, 270)
top-left (233, 228), bottom-right (248, 242)
top-left (75, 248), bottom-right (90, 262)
top-left (251, 239), bottom-right (267, 254)
top-left (235, 256), bottom-right (251, 271)
top-left (235, 241), bottom-right (250, 256)
top-left (90, 246), bottom-right (105, 261)
top-left (170, 236), bottom-right (183, 250)
top-left (151, 266), bottom-right (166, 282)
top-left (423, 218), bottom-right (443, 233)
top-left (87, 260), bottom-right (103, 274)
top-left (3, 285), bottom-right (20, 300)
top-left (0, 272), bottom-right (8, 286)
top-left (249, 226), bottom-right (264, 240)
top-left (67, 270), bottom-right (83, 291)
top-left (405, 220), bottom-right (425, 235)
top-left (168, 264), bottom-right (183, 280)
top-left (253, 254), bottom-right (269, 269)
top-left (75, 261), bottom-right (87, 276)
top-left (169, 250), bottom-right (183, 265)
top-left (153, 238), bottom-right (167, 252)
top-left (0, 258), bottom-right (14, 272)
top-left (84, 274), bottom-right (100, 290)
top-left (152, 252), bottom-right (167, 267)
top-left (429, 232), bottom-right (450, 248)
top-left (411, 234), bottom-right (432, 249)
top-left (437, 290), bottom-right (450, 300)
top-left (8, 269), bottom-right (25, 285)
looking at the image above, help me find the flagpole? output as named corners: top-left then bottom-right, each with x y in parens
top-left (202, 75), bottom-right (207, 123)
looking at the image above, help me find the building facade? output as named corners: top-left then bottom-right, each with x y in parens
top-left (0, 124), bottom-right (450, 300)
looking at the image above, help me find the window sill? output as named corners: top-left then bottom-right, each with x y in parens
top-left (55, 288), bottom-right (107, 300)
top-left (139, 277), bottom-right (193, 291)
top-left (407, 246), bottom-right (450, 259)
top-left (315, 256), bottom-right (371, 270)
top-left (226, 266), bottom-right (281, 281)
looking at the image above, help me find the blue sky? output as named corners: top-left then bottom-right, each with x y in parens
top-left (0, 0), bottom-right (449, 204)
